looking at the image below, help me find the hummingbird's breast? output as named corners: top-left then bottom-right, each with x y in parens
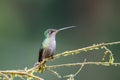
top-left (43, 37), bottom-right (56, 53)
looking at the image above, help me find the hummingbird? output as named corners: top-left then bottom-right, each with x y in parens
top-left (38, 26), bottom-right (76, 62)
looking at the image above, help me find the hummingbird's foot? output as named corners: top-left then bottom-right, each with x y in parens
top-left (50, 56), bottom-right (54, 59)
top-left (40, 64), bottom-right (46, 73)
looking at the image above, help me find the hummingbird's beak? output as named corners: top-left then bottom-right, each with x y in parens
top-left (57, 26), bottom-right (76, 32)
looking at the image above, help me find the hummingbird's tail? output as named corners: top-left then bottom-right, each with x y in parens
top-left (34, 49), bottom-right (44, 66)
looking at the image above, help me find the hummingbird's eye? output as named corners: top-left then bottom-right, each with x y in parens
top-left (49, 30), bottom-right (54, 35)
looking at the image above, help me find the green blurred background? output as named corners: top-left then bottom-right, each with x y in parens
top-left (0, 0), bottom-right (120, 80)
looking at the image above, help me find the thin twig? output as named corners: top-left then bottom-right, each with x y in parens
top-left (102, 46), bottom-right (114, 63)
top-left (74, 59), bottom-right (86, 76)
top-left (63, 59), bottom-right (86, 80)
top-left (48, 70), bottom-right (62, 78)
top-left (48, 62), bottom-right (120, 69)
top-left (104, 41), bottom-right (120, 46)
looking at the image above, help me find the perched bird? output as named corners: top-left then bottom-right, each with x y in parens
top-left (38, 26), bottom-right (76, 62)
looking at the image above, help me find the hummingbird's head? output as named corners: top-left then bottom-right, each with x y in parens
top-left (44, 26), bottom-right (76, 38)
top-left (44, 29), bottom-right (58, 38)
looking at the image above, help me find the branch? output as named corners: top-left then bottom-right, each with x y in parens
top-left (0, 70), bottom-right (44, 80)
top-left (0, 41), bottom-right (119, 80)
top-left (0, 72), bottom-right (11, 80)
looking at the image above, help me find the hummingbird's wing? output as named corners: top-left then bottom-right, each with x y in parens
top-left (38, 48), bottom-right (44, 62)
top-left (38, 48), bottom-right (54, 62)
